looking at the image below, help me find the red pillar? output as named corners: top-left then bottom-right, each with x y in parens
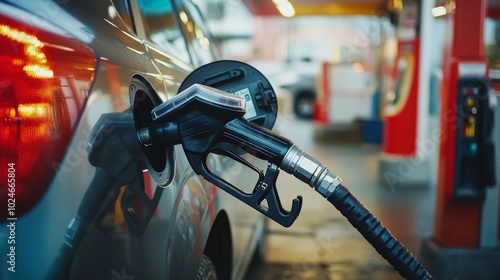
top-left (382, 3), bottom-right (420, 157)
top-left (382, 39), bottom-right (420, 156)
top-left (434, 0), bottom-right (488, 248)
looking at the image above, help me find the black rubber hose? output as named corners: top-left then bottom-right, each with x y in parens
top-left (44, 168), bottom-right (117, 280)
top-left (327, 183), bottom-right (433, 280)
top-left (77, 167), bottom-right (116, 220)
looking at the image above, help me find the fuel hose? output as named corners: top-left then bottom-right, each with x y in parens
top-left (280, 145), bottom-right (434, 280)
top-left (44, 168), bottom-right (117, 280)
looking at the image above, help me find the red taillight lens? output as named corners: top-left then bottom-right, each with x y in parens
top-left (0, 11), bottom-right (96, 219)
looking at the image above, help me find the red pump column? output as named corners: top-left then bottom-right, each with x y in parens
top-left (434, 0), bottom-right (488, 248)
top-left (423, 0), bottom-right (500, 278)
top-left (382, 9), bottom-right (420, 158)
top-left (379, 0), bottom-right (433, 189)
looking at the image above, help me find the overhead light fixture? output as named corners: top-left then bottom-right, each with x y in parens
top-left (273, 0), bottom-right (295, 17)
top-left (431, 6), bottom-right (447, 17)
top-left (388, 0), bottom-right (403, 12)
top-left (431, 1), bottom-right (455, 18)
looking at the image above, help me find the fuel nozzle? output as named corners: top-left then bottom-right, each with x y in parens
top-left (135, 83), bottom-right (245, 149)
top-left (133, 60), bottom-right (434, 280)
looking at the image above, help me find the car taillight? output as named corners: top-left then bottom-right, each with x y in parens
top-left (0, 11), bottom-right (96, 219)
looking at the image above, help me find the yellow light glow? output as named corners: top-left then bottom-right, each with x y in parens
top-left (277, 2), bottom-right (295, 17)
top-left (293, 3), bottom-right (379, 16)
top-left (199, 37), bottom-right (210, 50)
top-left (431, 6), bottom-right (447, 17)
top-left (108, 5), bottom-right (117, 19)
top-left (195, 26), bottom-right (204, 40)
top-left (179, 11), bottom-right (188, 24)
top-left (0, 24), bottom-right (54, 79)
top-left (191, 26), bottom-right (210, 50)
top-left (353, 62), bottom-right (364, 73)
top-left (387, 91), bottom-right (396, 102)
top-left (389, 0), bottom-right (403, 12)
top-left (125, 46), bottom-right (145, 55)
top-left (0, 25), bottom-right (43, 47)
top-left (6, 108), bottom-right (16, 119)
top-left (23, 65), bottom-right (54, 79)
top-left (465, 116), bottom-right (476, 138)
top-left (12, 59), bottom-right (23, 66)
top-left (446, 0), bottom-right (456, 14)
top-left (18, 103), bottom-right (50, 119)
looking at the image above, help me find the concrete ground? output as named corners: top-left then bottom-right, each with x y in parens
top-left (244, 117), bottom-right (436, 280)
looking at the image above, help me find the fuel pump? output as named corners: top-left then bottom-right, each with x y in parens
top-left (132, 60), bottom-right (434, 280)
top-left (452, 77), bottom-right (496, 199)
top-left (420, 1), bottom-right (499, 278)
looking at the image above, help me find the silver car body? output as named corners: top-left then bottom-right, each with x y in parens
top-left (0, 0), bottom-right (264, 279)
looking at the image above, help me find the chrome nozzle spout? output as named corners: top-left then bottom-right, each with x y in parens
top-left (281, 145), bottom-right (342, 198)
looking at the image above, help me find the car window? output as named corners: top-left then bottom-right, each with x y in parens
top-left (174, 0), bottom-right (218, 66)
top-left (137, 0), bottom-right (191, 64)
top-left (112, 0), bottom-right (134, 29)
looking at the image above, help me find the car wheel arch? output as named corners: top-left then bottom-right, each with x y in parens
top-left (203, 210), bottom-right (233, 280)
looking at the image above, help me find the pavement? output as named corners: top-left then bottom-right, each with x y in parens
top-left (244, 117), bottom-right (436, 280)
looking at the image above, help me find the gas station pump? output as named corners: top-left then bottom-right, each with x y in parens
top-left (452, 77), bottom-right (496, 199)
top-left (422, 0), bottom-right (500, 278)
top-left (423, 67), bottom-right (499, 280)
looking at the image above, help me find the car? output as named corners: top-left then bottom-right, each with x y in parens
top-left (0, 0), bottom-right (266, 279)
top-left (250, 59), bottom-right (319, 119)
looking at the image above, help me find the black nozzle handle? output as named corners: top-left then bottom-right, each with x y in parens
top-left (193, 152), bottom-right (302, 227)
top-left (222, 118), bottom-right (293, 164)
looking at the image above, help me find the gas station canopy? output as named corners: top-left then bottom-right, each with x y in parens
top-left (242, 0), bottom-right (500, 18)
top-left (242, 0), bottom-right (400, 16)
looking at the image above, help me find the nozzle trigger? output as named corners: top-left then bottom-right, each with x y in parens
top-left (253, 163), bottom-right (303, 227)
top-left (198, 149), bottom-right (302, 227)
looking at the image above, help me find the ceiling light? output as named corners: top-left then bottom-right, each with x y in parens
top-left (274, 0), bottom-right (295, 17)
top-left (431, 6), bottom-right (447, 17)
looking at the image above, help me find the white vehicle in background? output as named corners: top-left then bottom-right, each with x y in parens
top-left (250, 59), bottom-right (320, 119)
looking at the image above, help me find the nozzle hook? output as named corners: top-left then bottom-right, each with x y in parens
top-left (206, 148), bottom-right (302, 227)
